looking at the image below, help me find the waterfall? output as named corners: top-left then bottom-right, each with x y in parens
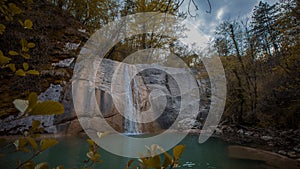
top-left (123, 65), bottom-right (141, 135)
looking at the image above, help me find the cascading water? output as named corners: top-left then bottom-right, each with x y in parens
top-left (123, 65), bottom-right (141, 135)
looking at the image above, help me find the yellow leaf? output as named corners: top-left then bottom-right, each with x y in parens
top-left (145, 155), bottom-right (161, 168)
top-left (31, 120), bottom-right (40, 130)
top-left (24, 19), bottom-right (33, 29)
top-left (13, 99), bottom-right (29, 114)
top-left (27, 70), bottom-right (39, 75)
top-left (23, 161), bottom-right (35, 169)
top-left (22, 53), bottom-right (30, 59)
top-left (18, 20), bottom-right (24, 27)
top-left (162, 151), bottom-right (173, 167)
top-left (0, 24), bottom-right (5, 34)
top-left (86, 139), bottom-right (95, 146)
top-left (126, 159), bottom-right (134, 169)
top-left (55, 165), bottom-right (64, 169)
top-left (173, 145), bottom-right (185, 161)
top-left (14, 138), bottom-right (27, 150)
top-left (5, 16), bottom-right (11, 21)
top-left (20, 38), bottom-right (27, 48)
top-left (0, 112), bottom-right (7, 118)
top-left (97, 131), bottom-right (109, 138)
top-left (29, 101), bottom-right (64, 115)
top-left (26, 137), bottom-right (37, 151)
top-left (9, 50), bottom-right (19, 56)
top-left (15, 69), bottom-right (26, 76)
top-left (86, 151), bottom-right (94, 159)
top-left (34, 162), bottom-right (49, 169)
top-left (22, 47), bottom-right (29, 52)
top-left (0, 51), bottom-right (11, 65)
top-left (40, 138), bottom-right (58, 151)
top-left (23, 62), bottom-right (29, 71)
top-left (27, 42), bottom-right (35, 48)
top-left (8, 63), bottom-right (16, 72)
top-left (28, 92), bottom-right (38, 110)
top-left (8, 3), bottom-right (23, 15)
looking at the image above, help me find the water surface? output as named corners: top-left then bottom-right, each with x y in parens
top-left (0, 134), bottom-right (268, 169)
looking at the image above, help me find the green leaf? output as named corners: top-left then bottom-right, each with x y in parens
top-left (26, 137), bottom-right (38, 151)
top-left (27, 42), bottom-right (35, 48)
top-left (0, 24), bottom-right (5, 34)
top-left (23, 62), bottom-right (29, 71)
top-left (9, 50), bottom-right (19, 56)
top-left (13, 99), bottom-right (29, 114)
top-left (173, 145), bottom-right (185, 161)
top-left (27, 70), bottom-right (40, 75)
top-left (40, 138), bottom-right (58, 151)
top-left (29, 101), bottom-right (64, 115)
top-left (34, 162), bottom-right (50, 169)
top-left (8, 63), bottom-right (16, 72)
top-left (24, 19), bottom-right (33, 29)
top-left (15, 69), bottom-right (26, 76)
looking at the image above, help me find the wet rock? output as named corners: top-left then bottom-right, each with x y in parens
top-left (288, 151), bottom-right (297, 158)
top-left (293, 147), bottom-right (300, 153)
top-left (38, 84), bottom-right (62, 101)
top-left (64, 42), bottom-right (80, 51)
top-left (278, 150), bottom-right (287, 155)
top-left (177, 118), bottom-right (196, 130)
top-left (52, 58), bottom-right (75, 68)
top-left (245, 131), bottom-right (254, 136)
top-left (214, 127), bottom-right (222, 135)
top-left (0, 84), bottom-right (63, 134)
top-left (261, 135), bottom-right (273, 141)
top-left (237, 129), bottom-right (244, 135)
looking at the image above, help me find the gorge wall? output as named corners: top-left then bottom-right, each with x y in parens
top-left (1, 58), bottom-right (209, 135)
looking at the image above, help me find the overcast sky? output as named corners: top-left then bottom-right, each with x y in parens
top-left (180, 0), bottom-right (278, 37)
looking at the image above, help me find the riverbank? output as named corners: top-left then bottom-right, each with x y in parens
top-left (211, 125), bottom-right (300, 159)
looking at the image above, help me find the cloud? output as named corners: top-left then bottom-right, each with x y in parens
top-left (216, 7), bottom-right (225, 20)
top-left (178, 0), bottom-right (279, 47)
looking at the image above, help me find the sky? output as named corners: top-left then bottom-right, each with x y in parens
top-left (180, 0), bottom-right (278, 37)
top-left (176, 0), bottom-right (278, 50)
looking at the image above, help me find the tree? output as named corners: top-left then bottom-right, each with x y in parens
top-left (251, 1), bottom-right (281, 57)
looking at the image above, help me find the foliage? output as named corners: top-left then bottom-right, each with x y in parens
top-left (0, 0), bottom-right (39, 76)
top-left (213, 0), bottom-right (300, 128)
top-left (126, 144), bottom-right (186, 169)
top-left (13, 92), bottom-right (64, 117)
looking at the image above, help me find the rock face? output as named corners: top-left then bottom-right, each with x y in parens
top-left (1, 58), bottom-right (204, 135)
top-left (0, 84), bottom-right (62, 134)
top-left (67, 58), bottom-right (202, 135)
